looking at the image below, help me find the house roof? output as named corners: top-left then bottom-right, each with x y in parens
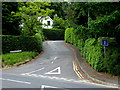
top-left (38, 16), bottom-right (53, 21)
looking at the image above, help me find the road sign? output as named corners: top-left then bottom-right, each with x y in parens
top-left (101, 39), bottom-right (109, 57)
top-left (101, 39), bottom-right (108, 46)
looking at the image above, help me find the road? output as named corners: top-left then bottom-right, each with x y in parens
top-left (1, 41), bottom-right (114, 90)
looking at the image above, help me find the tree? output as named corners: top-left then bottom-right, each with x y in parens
top-left (61, 2), bottom-right (88, 27)
top-left (88, 2), bottom-right (120, 40)
top-left (49, 2), bottom-right (66, 19)
top-left (2, 2), bottom-right (21, 35)
top-left (53, 14), bottom-right (67, 29)
top-left (14, 2), bottom-right (54, 36)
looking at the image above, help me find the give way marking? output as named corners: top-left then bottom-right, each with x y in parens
top-left (45, 67), bottom-right (61, 75)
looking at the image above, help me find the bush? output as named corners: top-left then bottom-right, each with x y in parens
top-left (64, 27), bottom-right (120, 76)
top-left (42, 28), bottom-right (65, 40)
top-left (2, 33), bottom-right (42, 54)
top-left (2, 51), bottom-right (38, 67)
top-left (83, 38), bottom-right (104, 71)
top-left (65, 28), bottom-right (73, 43)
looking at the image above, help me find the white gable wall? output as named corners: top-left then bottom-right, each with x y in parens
top-left (41, 17), bottom-right (53, 29)
top-left (38, 16), bottom-right (53, 29)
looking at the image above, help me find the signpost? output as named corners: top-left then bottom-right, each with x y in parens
top-left (101, 39), bottom-right (109, 57)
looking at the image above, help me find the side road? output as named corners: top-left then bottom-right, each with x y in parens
top-left (65, 43), bottom-right (119, 88)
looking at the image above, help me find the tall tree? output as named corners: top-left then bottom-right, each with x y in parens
top-left (53, 14), bottom-right (67, 29)
top-left (49, 2), bottom-right (66, 19)
top-left (62, 2), bottom-right (88, 27)
top-left (2, 2), bottom-right (21, 35)
top-left (14, 2), bottom-right (54, 36)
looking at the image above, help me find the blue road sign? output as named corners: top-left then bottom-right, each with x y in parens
top-left (101, 39), bottom-right (109, 46)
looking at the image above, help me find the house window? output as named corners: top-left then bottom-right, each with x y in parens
top-left (47, 21), bottom-right (50, 25)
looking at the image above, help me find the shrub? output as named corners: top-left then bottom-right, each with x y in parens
top-left (42, 28), bottom-right (65, 40)
top-left (65, 28), bottom-right (73, 43)
top-left (64, 27), bottom-right (120, 76)
top-left (77, 39), bottom-right (85, 54)
top-left (2, 33), bottom-right (42, 54)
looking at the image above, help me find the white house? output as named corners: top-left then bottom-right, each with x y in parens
top-left (38, 16), bottom-right (53, 29)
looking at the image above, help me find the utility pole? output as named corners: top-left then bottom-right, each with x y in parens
top-left (88, 9), bottom-right (90, 29)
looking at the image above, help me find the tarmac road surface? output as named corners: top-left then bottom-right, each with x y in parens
top-left (1, 41), bottom-right (115, 90)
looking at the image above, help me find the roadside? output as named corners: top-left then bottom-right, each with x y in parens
top-left (65, 42), bottom-right (119, 88)
top-left (1, 51), bottom-right (44, 70)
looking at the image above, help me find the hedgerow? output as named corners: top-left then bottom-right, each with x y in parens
top-left (65, 27), bottom-right (120, 76)
top-left (2, 33), bottom-right (42, 54)
top-left (42, 28), bottom-right (65, 40)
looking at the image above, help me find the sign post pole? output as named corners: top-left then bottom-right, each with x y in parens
top-left (104, 46), bottom-right (106, 57)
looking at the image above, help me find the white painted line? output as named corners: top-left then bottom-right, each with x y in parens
top-left (51, 61), bottom-right (54, 64)
top-left (41, 85), bottom-right (45, 90)
top-left (39, 63), bottom-right (44, 64)
top-left (24, 67), bottom-right (45, 74)
top-left (0, 78), bottom-right (31, 84)
top-left (41, 85), bottom-right (70, 90)
top-left (54, 56), bottom-right (57, 60)
top-left (45, 67), bottom-right (61, 75)
top-left (41, 85), bottom-right (58, 90)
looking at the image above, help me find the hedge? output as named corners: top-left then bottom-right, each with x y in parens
top-left (2, 33), bottom-right (42, 54)
top-left (65, 27), bottom-right (120, 76)
top-left (42, 28), bottom-right (65, 40)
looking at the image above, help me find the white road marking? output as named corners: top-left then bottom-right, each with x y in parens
top-left (51, 56), bottom-right (57, 64)
top-left (21, 73), bottom-right (117, 88)
top-left (22, 67), bottom-right (45, 74)
top-left (39, 62), bottom-right (44, 64)
top-left (21, 73), bottom-right (77, 82)
top-left (54, 56), bottom-right (57, 60)
top-left (0, 78), bottom-right (31, 84)
top-left (45, 67), bottom-right (61, 75)
top-left (41, 85), bottom-right (58, 90)
top-left (51, 61), bottom-right (54, 64)
top-left (41, 85), bottom-right (70, 90)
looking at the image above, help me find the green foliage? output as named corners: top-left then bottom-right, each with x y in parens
top-left (2, 51), bottom-right (38, 67)
top-left (63, 2), bottom-right (88, 27)
top-left (65, 26), bottom-right (89, 44)
top-left (65, 27), bottom-right (120, 76)
top-left (42, 28), bottom-right (65, 40)
top-left (2, 2), bottom-right (21, 35)
top-left (89, 10), bottom-right (120, 38)
top-left (65, 28), bottom-right (73, 43)
top-left (83, 38), bottom-right (104, 71)
top-left (50, 2), bottom-right (66, 19)
top-left (14, 2), bottom-right (54, 36)
top-left (88, 2), bottom-right (120, 19)
top-left (2, 33), bottom-right (42, 54)
top-left (77, 39), bottom-right (85, 53)
top-left (64, 2), bottom-right (120, 42)
top-left (102, 47), bottom-right (120, 76)
top-left (53, 14), bottom-right (68, 29)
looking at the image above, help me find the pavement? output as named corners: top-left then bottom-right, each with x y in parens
top-left (65, 43), bottom-right (119, 88)
top-left (1, 41), bottom-right (119, 89)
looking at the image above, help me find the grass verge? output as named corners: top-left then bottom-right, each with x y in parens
top-left (2, 51), bottom-right (39, 68)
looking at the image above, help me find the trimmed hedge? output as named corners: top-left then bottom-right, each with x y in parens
top-left (2, 33), bottom-right (42, 54)
top-left (65, 27), bottom-right (120, 76)
top-left (42, 28), bottom-right (65, 40)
